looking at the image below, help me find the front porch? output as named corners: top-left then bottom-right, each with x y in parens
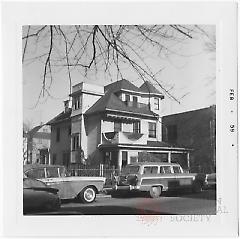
top-left (98, 141), bottom-right (192, 171)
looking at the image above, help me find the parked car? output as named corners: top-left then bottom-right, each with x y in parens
top-left (23, 164), bottom-right (106, 203)
top-left (111, 162), bottom-right (206, 198)
top-left (23, 177), bottom-right (61, 213)
top-left (204, 173), bottom-right (216, 190)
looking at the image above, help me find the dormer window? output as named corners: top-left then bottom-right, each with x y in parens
top-left (154, 97), bottom-right (159, 110)
top-left (125, 94), bottom-right (130, 102)
top-left (133, 96), bottom-right (138, 107)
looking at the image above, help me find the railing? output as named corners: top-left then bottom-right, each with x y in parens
top-left (67, 165), bottom-right (120, 178)
top-left (102, 131), bottom-right (147, 145)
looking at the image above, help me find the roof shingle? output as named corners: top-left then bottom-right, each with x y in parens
top-left (85, 91), bottom-right (156, 117)
top-left (47, 109), bottom-right (72, 125)
top-left (104, 79), bottom-right (140, 93)
top-left (139, 81), bottom-right (163, 95)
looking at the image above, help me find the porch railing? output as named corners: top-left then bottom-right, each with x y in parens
top-left (67, 164), bottom-right (120, 179)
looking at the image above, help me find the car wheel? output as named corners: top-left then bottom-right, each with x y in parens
top-left (149, 186), bottom-right (162, 198)
top-left (80, 186), bottom-right (96, 203)
top-left (192, 181), bottom-right (202, 193)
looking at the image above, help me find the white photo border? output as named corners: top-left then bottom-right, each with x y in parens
top-left (1, 1), bottom-right (238, 237)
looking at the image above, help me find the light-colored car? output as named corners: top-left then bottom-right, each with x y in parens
top-left (112, 162), bottom-right (205, 198)
top-left (24, 164), bottom-right (106, 203)
top-left (23, 177), bottom-right (61, 213)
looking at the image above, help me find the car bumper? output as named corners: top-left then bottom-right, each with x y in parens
top-left (113, 185), bottom-right (140, 191)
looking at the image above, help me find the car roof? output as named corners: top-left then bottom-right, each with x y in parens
top-left (128, 162), bottom-right (180, 167)
top-left (23, 164), bottom-right (65, 172)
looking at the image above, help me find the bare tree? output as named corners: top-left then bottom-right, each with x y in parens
top-left (22, 25), bottom-right (212, 106)
top-left (23, 120), bottom-right (37, 164)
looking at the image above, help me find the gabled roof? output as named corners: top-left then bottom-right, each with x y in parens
top-left (139, 81), bottom-right (163, 95)
top-left (104, 79), bottom-right (140, 94)
top-left (28, 125), bottom-right (43, 136)
top-left (85, 91), bottom-right (156, 117)
top-left (47, 109), bottom-right (72, 125)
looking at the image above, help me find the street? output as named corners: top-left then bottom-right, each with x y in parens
top-left (27, 189), bottom-right (216, 215)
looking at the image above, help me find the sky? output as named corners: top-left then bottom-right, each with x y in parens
top-left (23, 25), bottom-right (216, 128)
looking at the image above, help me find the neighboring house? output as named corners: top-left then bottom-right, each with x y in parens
top-left (162, 105), bottom-right (216, 173)
top-left (48, 79), bottom-right (192, 171)
top-left (24, 124), bottom-right (51, 165)
top-left (46, 100), bottom-right (72, 167)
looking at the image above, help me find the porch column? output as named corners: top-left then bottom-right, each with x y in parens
top-left (187, 152), bottom-right (190, 169)
top-left (168, 151), bottom-right (171, 163)
top-left (118, 151), bottom-right (122, 171)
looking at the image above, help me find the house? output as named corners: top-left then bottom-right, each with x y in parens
top-left (23, 124), bottom-right (51, 165)
top-left (48, 79), bottom-right (192, 171)
top-left (46, 100), bottom-right (72, 167)
top-left (162, 105), bottom-right (216, 173)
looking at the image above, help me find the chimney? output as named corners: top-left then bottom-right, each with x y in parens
top-left (64, 100), bottom-right (70, 112)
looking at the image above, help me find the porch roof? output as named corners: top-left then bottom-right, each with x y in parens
top-left (98, 140), bottom-right (193, 152)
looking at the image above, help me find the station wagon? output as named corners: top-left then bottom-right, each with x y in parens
top-left (24, 164), bottom-right (106, 203)
top-left (112, 162), bottom-right (205, 198)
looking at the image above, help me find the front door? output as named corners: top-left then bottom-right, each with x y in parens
top-left (122, 151), bottom-right (128, 168)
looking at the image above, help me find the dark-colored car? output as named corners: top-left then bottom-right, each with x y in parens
top-left (204, 173), bottom-right (216, 190)
top-left (23, 177), bottom-right (61, 213)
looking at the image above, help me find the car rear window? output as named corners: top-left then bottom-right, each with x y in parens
top-left (143, 166), bottom-right (158, 174)
top-left (25, 168), bottom-right (45, 179)
top-left (173, 166), bottom-right (182, 173)
top-left (162, 166), bottom-right (172, 174)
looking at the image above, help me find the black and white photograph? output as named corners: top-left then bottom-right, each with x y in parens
top-left (22, 24), bottom-right (217, 216)
top-left (1, 1), bottom-right (238, 237)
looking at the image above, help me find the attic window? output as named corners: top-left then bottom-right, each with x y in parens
top-left (73, 96), bottom-right (81, 110)
top-left (125, 94), bottom-right (130, 102)
top-left (154, 97), bottom-right (159, 110)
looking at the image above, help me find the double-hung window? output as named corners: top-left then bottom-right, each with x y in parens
top-left (154, 97), bottom-right (159, 110)
top-left (72, 134), bottom-right (79, 151)
top-left (148, 122), bottom-right (156, 138)
top-left (133, 121), bottom-right (141, 134)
